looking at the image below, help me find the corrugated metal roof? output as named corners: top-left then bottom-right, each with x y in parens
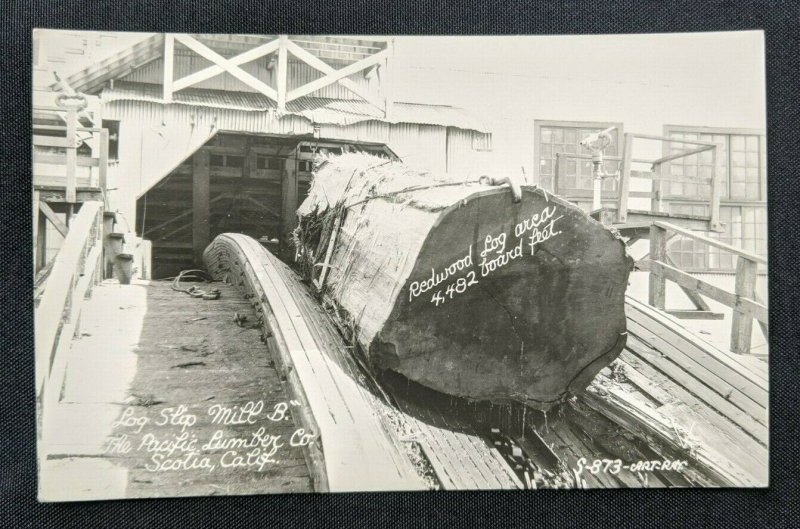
top-left (101, 82), bottom-right (489, 132)
top-left (61, 34), bottom-right (165, 94)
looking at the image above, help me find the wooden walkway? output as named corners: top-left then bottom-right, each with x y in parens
top-left (39, 280), bottom-right (312, 501)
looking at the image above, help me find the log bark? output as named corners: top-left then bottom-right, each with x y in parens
top-left (294, 153), bottom-right (633, 409)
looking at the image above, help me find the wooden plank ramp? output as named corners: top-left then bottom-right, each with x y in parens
top-left (204, 233), bottom-right (429, 492)
top-left (582, 296), bottom-right (768, 487)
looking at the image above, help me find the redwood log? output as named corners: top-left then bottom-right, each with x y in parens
top-left (294, 154), bottom-right (633, 409)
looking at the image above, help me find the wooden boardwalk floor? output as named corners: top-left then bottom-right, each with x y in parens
top-left (39, 280), bottom-right (312, 501)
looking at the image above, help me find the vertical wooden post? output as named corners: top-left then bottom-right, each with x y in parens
top-left (193, 150), bottom-right (210, 265)
top-left (276, 36), bottom-right (288, 113)
top-left (98, 129), bottom-right (109, 192)
top-left (731, 256), bottom-right (757, 354)
top-left (648, 223), bottom-right (667, 310)
top-left (709, 143), bottom-right (722, 231)
top-left (65, 106), bottom-right (77, 204)
top-left (37, 206), bottom-right (47, 272)
top-left (33, 191), bottom-right (40, 272)
top-left (617, 133), bottom-right (633, 224)
top-left (163, 34), bottom-right (175, 102)
top-left (651, 162), bottom-right (663, 213)
top-left (282, 153), bottom-right (298, 246)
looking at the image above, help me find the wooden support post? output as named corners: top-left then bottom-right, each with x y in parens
top-left (193, 150), bottom-right (211, 266)
top-left (163, 34), bottom-right (174, 102)
top-left (282, 154), bottom-right (298, 246)
top-left (709, 143), bottom-right (722, 231)
top-left (33, 191), bottom-right (40, 271)
top-left (617, 133), bottom-right (633, 224)
top-left (65, 106), bottom-right (77, 203)
top-left (651, 162), bottom-right (664, 213)
top-left (98, 129), bottom-right (109, 192)
top-left (276, 35), bottom-right (288, 113)
top-left (731, 256), bottom-right (757, 354)
top-left (648, 223), bottom-right (667, 310)
top-left (37, 207), bottom-right (47, 272)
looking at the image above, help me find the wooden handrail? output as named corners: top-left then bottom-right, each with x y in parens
top-left (647, 222), bottom-right (768, 355)
top-left (653, 221), bottom-right (767, 265)
top-left (35, 201), bottom-right (104, 394)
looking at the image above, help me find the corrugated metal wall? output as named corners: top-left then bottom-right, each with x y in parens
top-left (105, 100), bottom-right (488, 227)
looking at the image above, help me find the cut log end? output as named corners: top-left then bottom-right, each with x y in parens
top-left (295, 154), bottom-right (633, 409)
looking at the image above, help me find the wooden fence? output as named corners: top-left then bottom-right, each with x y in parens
top-left (645, 221), bottom-right (768, 355)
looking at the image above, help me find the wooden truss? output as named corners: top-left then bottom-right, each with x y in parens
top-left (163, 34), bottom-right (392, 115)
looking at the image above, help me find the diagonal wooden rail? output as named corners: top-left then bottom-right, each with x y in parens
top-left (35, 201), bottom-right (105, 464)
top-left (645, 221), bottom-right (767, 355)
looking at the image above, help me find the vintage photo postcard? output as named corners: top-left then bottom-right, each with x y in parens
top-left (33, 30), bottom-right (768, 501)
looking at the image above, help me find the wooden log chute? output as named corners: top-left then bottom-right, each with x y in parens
top-left (203, 233), bottom-right (429, 492)
top-left (294, 153), bottom-right (633, 409)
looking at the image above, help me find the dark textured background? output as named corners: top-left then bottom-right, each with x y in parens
top-left (2, 1), bottom-right (798, 527)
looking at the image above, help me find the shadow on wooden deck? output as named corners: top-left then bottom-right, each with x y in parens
top-left (39, 280), bottom-right (312, 501)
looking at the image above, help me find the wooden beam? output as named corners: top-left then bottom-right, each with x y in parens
top-left (174, 34), bottom-right (278, 101)
top-left (192, 150), bottom-right (210, 265)
top-left (36, 200), bottom-right (47, 272)
top-left (172, 38), bottom-right (280, 93)
top-left (648, 224), bottom-right (667, 310)
top-left (282, 155), bottom-right (298, 243)
top-left (39, 201), bottom-right (68, 238)
top-left (163, 34), bottom-right (174, 102)
top-left (665, 310), bottom-right (725, 320)
top-left (286, 47), bottom-right (389, 103)
top-left (276, 36), bottom-right (288, 112)
top-left (709, 143), bottom-right (722, 232)
top-left (98, 129), bottom-right (109, 191)
top-left (284, 39), bottom-right (384, 110)
top-left (65, 106), bottom-right (77, 203)
top-left (616, 133), bottom-right (634, 224)
top-left (731, 257), bottom-right (758, 355)
top-left (633, 133), bottom-right (717, 147)
top-left (33, 153), bottom-right (100, 167)
top-left (649, 144), bottom-right (713, 166)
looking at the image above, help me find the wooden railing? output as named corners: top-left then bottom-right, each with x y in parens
top-left (35, 201), bottom-right (104, 412)
top-left (645, 221), bottom-right (768, 355)
top-left (33, 124), bottom-right (109, 199)
top-left (554, 133), bottom-right (723, 231)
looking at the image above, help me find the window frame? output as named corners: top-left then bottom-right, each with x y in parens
top-left (533, 119), bottom-right (624, 196)
top-left (661, 125), bottom-right (767, 273)
top-left (662, 124), bottom-right (767, 205)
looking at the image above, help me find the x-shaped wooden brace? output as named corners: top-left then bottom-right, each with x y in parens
top-left (172, 34), bottom-right (280, 100)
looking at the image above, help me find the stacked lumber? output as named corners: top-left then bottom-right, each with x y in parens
top-left (293, 153), bottom-right (633, 409)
